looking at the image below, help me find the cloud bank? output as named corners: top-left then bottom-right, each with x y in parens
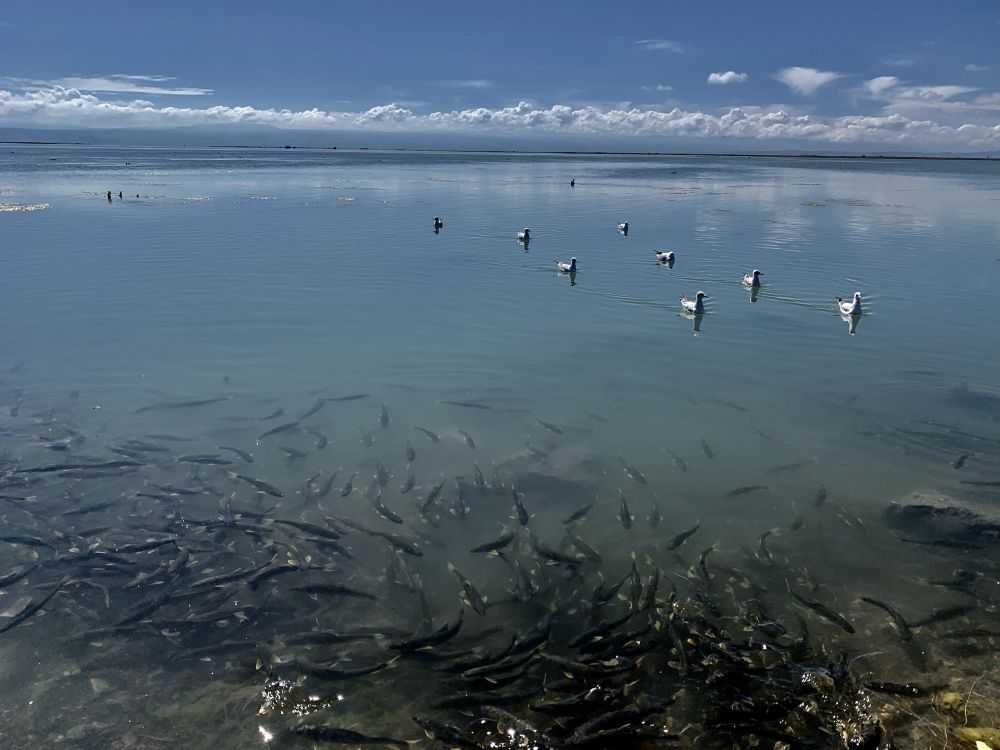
top-left (1, 85), bottom-right (998, 149)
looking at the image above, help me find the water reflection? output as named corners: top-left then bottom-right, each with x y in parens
top-left (749, 286), bottom-right (760, 303)
top-left (841, 311), bottom-right (862, 335)
top-left (683, 311), bottom-right (705, 335)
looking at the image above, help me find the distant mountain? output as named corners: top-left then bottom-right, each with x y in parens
top-left (1, 125), bottom-right (998, 158)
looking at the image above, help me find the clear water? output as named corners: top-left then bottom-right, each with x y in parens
top-left (1, 145), bottom-right (1000, 747)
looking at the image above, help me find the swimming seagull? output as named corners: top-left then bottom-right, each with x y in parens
top-left (617, 222), bottom-right (629, 234)
top-left (837, 292), bottom-right (862, 315)
top-left (433, 217), bottom-right (443, 229)
top-left (680, 291), bottom-right (708, 314)
top-left (556, 257), bottom-right (577, 273)
top-left (743, 269), bottom-right (763, 287)
top-left (517, 228), bottom-right (530, 241)
top-left (655, 251), bottom-right (675, 263)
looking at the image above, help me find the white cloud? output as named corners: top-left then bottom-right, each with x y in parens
top-left (775, 67), bottom-right (843, 96)
top-left (891, 84), bottom-right (978, 102)
top-left (707, 71), bottom-right (748, 85)
top-left (974, 92), bottom-right (1000, 106)
top-left (881, 54), bottom-right (919, 68)
top-left (965, 64), bottom-right (990, 72)
top-left (641, 84), bottom-right (673, 92)
top-left (2, 74), bottom-right (211, 96)
top-left (1, 86), bottom-right (998, 150)
top-left (635, 39), bottom-right (685, 53)
top-left (442, 79), bottom-right (493, 89)
top-left (863, 76), bottom-right (899, 97)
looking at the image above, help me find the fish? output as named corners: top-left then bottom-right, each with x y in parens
top-left (298, 398), bottom-right (325, 420)
top-left (567, 531), bottom-right (602, 563)
top-left (530, 534), bottom-right (581, 565)
top-left (909, 604), bottom-right (976, 628)
top-left (340, 472), bottom-right (357, 497)
top-left (133, 396), bottom-right (229, 414)
top-left (278, 445), bottom-right (307, 460)
top-left (273, 519), bottom-right (342, 540)
top-left (765, 458), bottom-right (814, 475)
top-left (448, 562), bottom-right (488, 614)
top-left (701, 437), bottom-right (714, 458)
top-left (953, 453), bottom-right (969, 469)
top-left (379, 403), bottom-right (390, 429)
top-left (451, 484), bottom-right (471, 518)
top-left (307, 428), bottom-right (328, 449)
top-left (411, 715), bottom-right (479, 748)
top-left (375, 460), bottom-right (389, 487)
top-left (177, 453), bottom-right (232, 465)
top-left (458, 429), bottom-right (476, 449)
top-left (399, 470), bottom-right (415, 494)
top-left (391, 610), bottom-right (464, 651)
top-left (790, 592), bottom-right (855, 633)
top-left (258, 408), bottom-right (285, 421)
top-left (0, 563), bottom-right (39, 588)
top-left (564, 500), bottom-right (595, 525)
top-left (696, 545), bottom-right (716, 582)
top-left (286, 658), bottom-right (396, 681)
top-left (859, 596), bottom-right (913, 641)
top-left (440, 399), bottom-right (493, 410)
top-left (370, 490), bottom-right (404, 524)
top-left (537, 419), bottom-right (563, 434)
top-left (813, 483), bottom-right (828, 507)
top-left (419, 478), bottom-right (444, 510)
top-left (470, 527), bottom-right (515, 554)
top-left (725, 485), bottom-right (768, 498)
top-left (288, 725), bottom-right (408, 749)
top-left (323, 392), bottom-right (371, 401)
top-left (618, 457), bottom-right (647, 484)
top-left (648, 495), bottom-right (662, 528)
top-left (257, 421), bottom-right (300, 441)
top-left (664, 521), bottom-right (700, 552)
top-left (755, 528), bottom-right (778, 565)
top-left (617, 489), bottom-right (633, 529)
top-left (789, 502), bottom-right (804, 531)
top-left (668, 450), bottom-right (688, 472)
top-left (473, 461), bottom-right (487, 491)
top-left (899, 536), bottom-right (984, 550)
top-left (358, 428), bottom-right (375, 447)
top-left (228, 473), bottom-right (284, 497)
top-left (405, 440), bottom-right (416, 462)
top-left (62, 499), bottom-right (121, 516)
top-left (705, 397), bottom-right (749, 412)
top-left (413, 426), bottom-right (441, 443)
top-left (336, 517), bottom-right (423, 556)
top-left (292, 583), bottom-right (378, 600)
top-left (217, 446), bottom-right (254, 463)
top-left (512, 486), bottom-right (530, 526)
top-left (0, 578), bottom-right (67, 634)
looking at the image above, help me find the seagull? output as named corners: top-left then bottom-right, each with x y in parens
top-left (837, 292), bottom-right (862, 315)
top-left (556, 257), bottom-right (577, 273)
top-left (655, 251), bottom-right (675, 263)
top-left (743, 269), bottom-right (763, 287)
top-left (517, 228), bottom-right (531, 241)
top-left (617, 222), bottom-right (629, 234)
top-left (433, 217), bottom-right (443, 229)
top-left (680, 291), bottom-right (708, 314)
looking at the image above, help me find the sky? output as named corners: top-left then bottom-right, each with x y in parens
top-left (1, 1), bottom-right (999, 151)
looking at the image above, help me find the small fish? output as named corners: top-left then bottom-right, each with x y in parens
top-left (813, 483), bottom-right (828, 507)
top-left (340, 472), bottom-right (357, 497)
top-left (618, 457), bottom-right (647, 484)
top-left (311, 471), bottom-right (339, 499)
top-left (258, 408), bottom-right (285, 421)
top-left (448, 562), bottom-right (488, 614)
top-left (133, 396), bottom-right (229, 415)
top-left (370, 490), bottom-right (404, 524)
top-left (217, 446), bottom-right (254, 463)
top-left (700, 438), bottom-right (714, 458)
top-left (725, 485), bottom-right (768, 498)
top-left (909, 604), bottom-right (976, 628)
top-left (953, 454), bottom-right (969, 470)
top-left (859, 596), bottom-right (912, 641)
top-left (563, 500), bottom-right (595, 525)
top-left (358, 428), bottom-right (375, 447)
top-left (257, 421), bottom-right (300, 441)
top-left (537, 419), bottom-right (563, 434)
top-left (278, 445), bottom-right (307, 460)
top-left (399, 470), bottom-right (415, 494)
top-left (765, 458), bottom-right (814, 475)
top-left (379, 403), bottom-right (390, 429)
top-left (289, 724), bottom-right (408, 749)
top-left (323, 392), bottom-right (371, 402)
top-left (790, 592), bottom-right (855, 633)
top-left (755, 527), bottom-right (778, 564)
top-left (440, 399), bottom-right (493, 410)
top-left (375, 460), bottom-right (389, 487)
top-left (668, 521), bottom-right (700, 550)
top-left (450, 484), bottom-right (470, 518)
top-left (706, 397), bottom-right (749, 412)
top-left (306, 428), bottom-right (328, 450)
top-left (567, 532), bottom-right (602, 563)
top-left (458, 429), bottom-right (476, 449)
top-left (899, 536), bottom-right (984, 550)
top-left (298, 398), bottom-right (325, 420)
top-left (530, 534), bottom-right (581, 565)
top-left (405, 440), bottom-right (416, 462)
top-left (178, 453), bottom-right (232, 465)
top-left (617, 489), bottom-right (633, 530)
top-left (413, 426), bottom-right (441, 443)
top-left (512, 486), bottom-right (530, 526)
top-left (667, 450), bottom-right (688, 472)
top-left (420, 478), bottom-right (445, 510)
top-left (470, 527), bottom-right (515, 554)
top-left (789, 502), bottom-right (804, 531)
top-left (473, 461), bottom-right (487, 491)
top-left (648, 495), bottom-right (662, 528)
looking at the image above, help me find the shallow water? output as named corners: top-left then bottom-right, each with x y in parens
top-left (1, 146), bottom-right (1000, 748)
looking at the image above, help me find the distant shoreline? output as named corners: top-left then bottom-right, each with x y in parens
top-left (1, 140), bottom-right (995, 161)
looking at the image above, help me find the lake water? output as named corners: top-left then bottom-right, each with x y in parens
top-left (1, 146), bottom-right (1000, 748)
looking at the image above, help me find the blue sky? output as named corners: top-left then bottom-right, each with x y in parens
top-left (1, 1), bottom-right (998, 151)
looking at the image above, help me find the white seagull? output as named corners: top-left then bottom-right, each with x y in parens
top-left (655, 251), bottom-right (675, 263)
top-left (556, 257), bottom-right (577, 273)
top-left (617, 222), bottom-right (629, 233)
top-left (837, 292), bottom-right (862, 315)
top-left (743, 269), bottom-right (763, 287)
top-left (517, 228), bottom-right (531, 241)
top-left (680, 291), bottom-right (708, 314)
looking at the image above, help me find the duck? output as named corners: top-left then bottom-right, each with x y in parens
top-left (680, 291), bottom-right (708, 314)
top-left (617, 222), bottom-right (629, 234)
top-left (433, 217), bottom-right (443, 229)
top-left (743, 269), bottom-right (763, 287)
top-left (556, 257), bottom-right (577, 273)
top-left (837, 292), bottom-right (862, 315)
top-left (654, 251), bottom-right (675, 263)
top-left (517, 228), bottom-right (531, 241)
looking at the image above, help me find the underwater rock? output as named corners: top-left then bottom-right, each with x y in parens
top-left (884, 491), bottom-right (1000, 543)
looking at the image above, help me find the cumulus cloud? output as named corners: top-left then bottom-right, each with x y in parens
top-left (881, 54), bottom-right (919, 68)
top-left (441, 79), bottom-right (493, 89)
top-left (775, 67), bottom-right (843, 96)
top-left (641, 84), bottom-right (673, 92)
top-left (1, 86), bottom-right (998, 149)
top-left (635, 39), bottom-right (685, 53)
top-left (1, 74), bottom-right (212, 96)
top-left (863, 76), bottom-right (899, 97)
top-left (965, 64), bottom-right (990, 72)
top-left (707, 71), bottom-right (748, 85)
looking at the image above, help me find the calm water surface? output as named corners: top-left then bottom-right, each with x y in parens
top-left (1, 146), bottom-right (999, 748)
